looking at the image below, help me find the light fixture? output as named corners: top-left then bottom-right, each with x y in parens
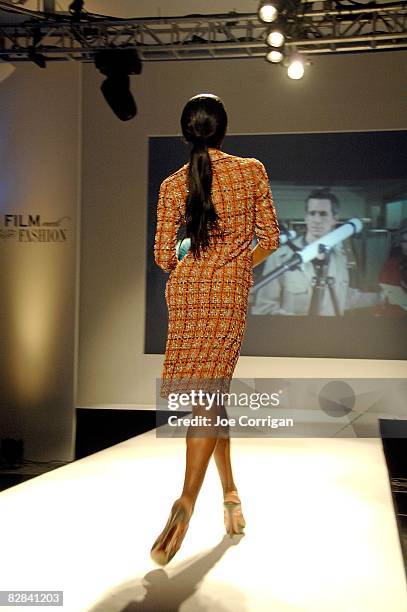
top-left (69, 0), bottom-right (84, 14)
top-left (258, 2), bottom-right (278, 24)
top-left (69, 0), bottom-right (85, 21)
top-left (94, 48), bottom-right (142, 121)
top-left (266, 49), bottom-right (284, 63)
top-left (287, 55), bottom-right (305, 79)
top-left (266, 29), bottom-right (285, 48)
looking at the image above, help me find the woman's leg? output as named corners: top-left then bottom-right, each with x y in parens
top-left (213, 404), bottom-right (238, 495)
top-left (212, 405), bottom-right (246, 535)
top-left (151, 399), bottom-right (220, 563)
top-left (178, 400), bottom-right (220, 509)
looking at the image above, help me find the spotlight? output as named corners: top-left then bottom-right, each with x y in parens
top-left (69, 0), bottom-right (84, 13)
top-left (266, 29), bottom-right (285, 48)
top-left (94, 48), bottom-right (142, 121)
top-left (258, 2), bottom-right (278, 23)
top-left (69, 0), bottom-right (85, 21)
top-left (94, 48), bottom-right (142, 78)
top-left (100, 74), bottom-right (137, 122)
top-left (287, 55), bottom-right (305, 79)
top-left (266, 49), bottom-right (284, 63)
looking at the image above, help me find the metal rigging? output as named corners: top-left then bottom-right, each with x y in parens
top-left (0, 1), bottom-right (406, 63)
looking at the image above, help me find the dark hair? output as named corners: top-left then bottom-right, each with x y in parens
top-left (305, 188), bottom-right (340, 217)
top-left (180, 94), bottom-right (227, 257)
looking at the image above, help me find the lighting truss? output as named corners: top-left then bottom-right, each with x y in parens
top-left (0, 1), bottom-right (406, 63)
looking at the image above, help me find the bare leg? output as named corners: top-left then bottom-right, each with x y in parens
top-left (179, 400), bottom-right (220, 509)
top-left (151, 399), bottom-right (221, 564)
top-left (213, 404), bottom-right (246, 536)
top-left (213, 404), bottom-right (238, 495)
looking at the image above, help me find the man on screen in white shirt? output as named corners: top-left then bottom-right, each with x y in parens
top-left (251, 188), bottom-right (380, 316)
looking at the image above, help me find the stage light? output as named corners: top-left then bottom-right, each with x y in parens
top-left (266, 29), bottom-right (285, 48)
top-left (94, 48), bottom-right (142, 121)
top-left (258, 2), bottom-right (278, 23)
top-left (287, 56), bottom-right (305, 79)
top-left (94, 48), bottom-right (142, 78)
top-left (266, 49), bottom-right (284, 63)
top-left (100, 74), bottom-right (137, 121)
top-left (69, 0), bottom-right (84, 14)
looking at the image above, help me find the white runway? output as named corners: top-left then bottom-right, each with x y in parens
top-left (0, 429), bottom-right (406, 611)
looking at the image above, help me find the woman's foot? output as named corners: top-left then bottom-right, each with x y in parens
top-left (150, 496), bottom-right (194, 566)
top-left (223, 489), bottom-right (246, 536)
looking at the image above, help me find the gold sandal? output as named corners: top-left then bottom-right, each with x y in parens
top-left (223, 490), bottom-right (246, 537)
top-left (150, 498), bottom-right (192, 565)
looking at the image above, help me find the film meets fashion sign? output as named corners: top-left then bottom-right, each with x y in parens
top-left (0, 214), bottom-right (71, 242)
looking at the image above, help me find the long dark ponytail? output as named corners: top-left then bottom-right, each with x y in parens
top-left (180, 94), bottom-right (228, 258)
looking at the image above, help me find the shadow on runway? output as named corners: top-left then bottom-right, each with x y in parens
top-left (88, 534), bottom-right (247, 612)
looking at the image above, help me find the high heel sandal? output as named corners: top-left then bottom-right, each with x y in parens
top-left (150, 498), bottom-right (192, 566)
top-left (223, 490), bottom-right (246, 537)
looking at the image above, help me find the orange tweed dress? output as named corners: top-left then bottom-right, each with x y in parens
top-left (154, 148), bottom-right (280, 399)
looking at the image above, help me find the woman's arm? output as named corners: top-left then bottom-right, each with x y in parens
top-left (154, 179), bottom-right (182, 273)
top-left (252, 161), bottom-right (280, 268)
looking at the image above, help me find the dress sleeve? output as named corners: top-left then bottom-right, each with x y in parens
top-left (154, 179), bottom-right (182, 273)
top-left (254, 160), bottom-right (280, 251)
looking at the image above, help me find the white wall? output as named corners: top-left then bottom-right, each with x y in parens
top-left (78, 50), bottom-right (407, 409)
top-left (0, 62), bottom-right (81, 460)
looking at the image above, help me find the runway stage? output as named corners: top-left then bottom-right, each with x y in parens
top-left (0, 430), bottom-right (406, 611)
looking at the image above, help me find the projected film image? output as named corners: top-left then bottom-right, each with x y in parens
top-left (145, 130), bottom-right (407, 360)
top-left (249, 183), bottom-right (407, 318)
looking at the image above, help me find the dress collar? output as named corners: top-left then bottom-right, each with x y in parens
top-left (208, 147), bottom-right (229, 160)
